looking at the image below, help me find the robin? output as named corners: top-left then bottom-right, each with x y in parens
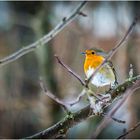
top-left (82, 48), bottom-right (118, 114)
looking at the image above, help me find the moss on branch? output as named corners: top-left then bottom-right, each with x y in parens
top-left (110, 75), bottom-right (140, 99)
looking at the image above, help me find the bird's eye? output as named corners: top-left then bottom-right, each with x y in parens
top-left (92, 51), bottom-right (95, 54)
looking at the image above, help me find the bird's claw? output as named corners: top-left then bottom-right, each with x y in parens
top-left (91, 94), bottom-right (112, 115)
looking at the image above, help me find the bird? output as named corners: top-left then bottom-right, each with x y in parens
top-left (83, 48), bottom-right (118, 88)
top-left (82, 48), bottom-right (118, 114)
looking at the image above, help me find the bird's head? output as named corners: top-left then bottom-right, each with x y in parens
top-left (82, 48), bottom-right (106, 58)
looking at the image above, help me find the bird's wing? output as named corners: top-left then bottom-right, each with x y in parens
top-left (107, 61), bottom-right (118, 85)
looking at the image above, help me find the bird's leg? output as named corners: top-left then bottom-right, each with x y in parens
top-left (99, 94), bottom-right (112, 105)
top-left (87, 91), bottom-right (103, 115)
top-left (96, 90), bottom-right (112, 107)
top-left (96, 93), bottom-right (111, 104)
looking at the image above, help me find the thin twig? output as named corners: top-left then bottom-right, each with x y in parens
top-left (0, 1), bottom-right (87, 67)
top-left (101, 113), bottom-right (125, 124)
top-left (55, 55), bottom-right (86, 86)
top-left (86, 16), bottom-right (139, 85)
top-left (69, 89), bottom-right (86, 106)
top-left (39, 78), bottom-right (69, 113)
top-left (117, 121), bottom-right (140, 139)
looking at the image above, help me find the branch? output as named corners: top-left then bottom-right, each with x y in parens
top-left (55, 55), bottom-right (86, 86)
top-left (0, 1), bottom-right (87, 67)
top-left (110, 75), bottom-right (140, 100)
top-left (39, 78), bottom-right (69, 113)
top-left (86, 16), bottom-right (139, 85)
top-left (69, 89), bottom-right (86, 106)
top-left (117, 121), bottom-right (140, 139)
top-left (26, 75), bottom-right (140, 139)
top-left (55, 55), bottom-right (87, 106)
top-left (101, 113), bottom-right (125, 124)
top-left (26, 105), bottom-right (92, 139)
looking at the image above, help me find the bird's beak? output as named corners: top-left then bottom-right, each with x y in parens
top-left (81, 52), bottom-right (86, 55)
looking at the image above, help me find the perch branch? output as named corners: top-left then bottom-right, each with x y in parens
top-left (0, 1), bottom-right (87, 67)
top-left (86, 16), bottom-right (139, 85)
top-left (26, 105), bottom-right (92, 139)
top-left (117, 121), bottom-right (140, 139)
top-left (26, 75), bottom-right (140, 139)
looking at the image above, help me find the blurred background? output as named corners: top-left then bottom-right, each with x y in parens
top-left (0, 1), bottom-right (139, 139)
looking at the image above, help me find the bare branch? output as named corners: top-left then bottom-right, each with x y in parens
top-left (26, 75), bottom-right (140, 139)
top-left (26, 105), bottom-right (92, 139)
top-left (110, 75), bottom-right (140, 100)
top-left (101, 113), bottom-right (125, 124)
top-left (69, 89), bottom-right (86, 106)
top-left (86, 16), bottom-right (139, 85)
top-left (117, 121), bottom-right (140, 139)
top-left (0, 1), bottom-right (87, 67)
top-left (39, 78), bottom-right (69, 113)
top-left (55, 55), bottom-right (86, 86)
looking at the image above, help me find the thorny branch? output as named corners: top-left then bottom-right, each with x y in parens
top-left (26, 75), bottom-right (140, 139)
top-left (117, 121), bottom-right (140, 139)
top-left (0, 1), bottom-right (87, 67)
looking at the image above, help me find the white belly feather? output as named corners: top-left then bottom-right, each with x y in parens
top-left (86, 66), bottom-right (115, 87)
